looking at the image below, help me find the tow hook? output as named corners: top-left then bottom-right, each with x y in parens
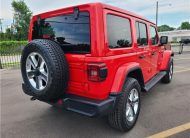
top-left (30, 97), bottom-right (36, 101)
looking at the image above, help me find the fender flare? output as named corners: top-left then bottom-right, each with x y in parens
top-left (160, 50), bottom-right (173, 71)
top-left (110, 62), bottom-right (144, 94)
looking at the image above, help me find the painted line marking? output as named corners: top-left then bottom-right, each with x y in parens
top-left (174, 58), bottom-right (190, 61)
top-left (174, 65), bottom-right (189, 70)
top-left (147, 122), bottom-right (190, 138)
top-left (174, 69), bottom-right (190, 73)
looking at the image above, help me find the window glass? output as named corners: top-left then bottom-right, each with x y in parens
top-left (136, 22), bottom-right (148, 46)
top-left (150, 26), bottom-right (158, 45)
top-left (136, 22), bottom-right (140, 44)
top-left (107, 14), bottom-right (132, 48)
top-left (32, 12), bottom-right (90, 53)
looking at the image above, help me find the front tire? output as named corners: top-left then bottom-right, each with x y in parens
top-left (108, 78), bottom-right (141, 132)
top-left (161, 58), bottom-right (173, 83)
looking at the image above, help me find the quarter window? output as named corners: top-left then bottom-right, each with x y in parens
top-left (150, 26), bottom-right (158, 45)
top-left (107, 14), bottom-right (132, 48)
top-left (136, 22), bottom-right (148, 46)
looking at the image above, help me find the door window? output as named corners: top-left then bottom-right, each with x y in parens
top-left (150, 26), bottom-right (158, 45)
top-left (136, 22), bottom-right (148, 46)
top-left (106, 14), bottom-right (132, 48)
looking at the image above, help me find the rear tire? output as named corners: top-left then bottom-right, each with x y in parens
top-left (108, 78), bottom-right (141, 132)
top-left (21, 39), bottom-right (69, 102)
top-left (161, 58), bottom-right (173, 83)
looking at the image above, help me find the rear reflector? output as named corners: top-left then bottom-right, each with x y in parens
top-left (87, 63), bottom-right (107, 82)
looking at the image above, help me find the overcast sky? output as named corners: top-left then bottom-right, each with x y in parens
top-left (0, 0), bottom-right (190, 31)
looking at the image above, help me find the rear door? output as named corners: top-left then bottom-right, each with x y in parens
top-left (135, 21), bottom-right (152, 82)
top-left (32, 11), bottom-right (91, 95)
top-left (65, 54), bottom-right (87, 94)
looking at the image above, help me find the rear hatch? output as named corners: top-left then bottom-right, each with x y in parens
top-left (31, 11), bottom-right (91, 95)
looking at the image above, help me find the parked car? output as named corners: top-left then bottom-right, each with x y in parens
top-left (21, 3), bottom-right (174, 132)
top-left (180, 39), bottom-right (190, 44)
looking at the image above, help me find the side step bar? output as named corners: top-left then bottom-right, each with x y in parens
top-left (143, 71), bottom-right (166, 92)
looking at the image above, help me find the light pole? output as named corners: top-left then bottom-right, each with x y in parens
top-left (0, 18), bottom-right (3, 69)
top-left (156, 1), bottom-right (158, 27)
top-left (0, 18), bottom-right (3, 32)
top-left (156, 1), bottom-right (171, 27)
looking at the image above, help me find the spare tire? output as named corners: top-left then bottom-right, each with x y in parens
top-left (21, 39), bottom-right (69, 102)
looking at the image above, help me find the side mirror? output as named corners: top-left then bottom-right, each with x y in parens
top-left (160, 36), bottom-right (168, 45)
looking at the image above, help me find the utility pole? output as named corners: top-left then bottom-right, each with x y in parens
top-left (0, 58), bottom-right (2, 69)
top-left (0, 18), bottom-right (3, 69)
top-left (155, 1), bottom-right (171, 27)
top-left (156, 1), bottom-right (158, 27)
top-left (0, 18), bottom-right (3, 32)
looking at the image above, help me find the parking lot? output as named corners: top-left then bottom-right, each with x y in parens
top-left (1, 52), bottom-right (190, 138)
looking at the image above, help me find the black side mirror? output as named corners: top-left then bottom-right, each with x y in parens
top-left (160, 36), bottom-right (168, 45)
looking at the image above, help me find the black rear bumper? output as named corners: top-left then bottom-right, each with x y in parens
top-left (23, 83), bottom-right (117, 117)
top-left (53, 95), bottom-right (116, 117)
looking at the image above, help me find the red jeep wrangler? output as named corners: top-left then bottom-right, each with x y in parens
top-left (21, 3), bottom-right (174, 131)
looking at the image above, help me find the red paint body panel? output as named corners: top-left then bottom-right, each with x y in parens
top-left (28, 3), bottom-right (172, 100)
top-left (159, 50), bottom-right (172, 71)
top-left (111, 62), bottom-right (140, 92)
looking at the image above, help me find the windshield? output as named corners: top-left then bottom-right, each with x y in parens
top-left (32, 12), bottom-right (91, 53)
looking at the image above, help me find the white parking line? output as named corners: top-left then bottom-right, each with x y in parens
top-left (174, 69), bottom-right (190, 73)
top-left (175, 65), bottom-right (189, 69)
top-left (174, 58), bottom-right (190, 61)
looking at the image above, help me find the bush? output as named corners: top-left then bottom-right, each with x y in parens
top-left (0, 41), bottom-right (28, 55)
top-left (170, 41), bottom-right (179, 44)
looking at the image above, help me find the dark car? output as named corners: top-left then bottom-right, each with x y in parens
top-left (180, 39), bottom-right (190, 44)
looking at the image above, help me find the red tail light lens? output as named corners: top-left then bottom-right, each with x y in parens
top-left (87, 63), bottom-right (108, 82)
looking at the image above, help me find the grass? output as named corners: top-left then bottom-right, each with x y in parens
top-left (1, 62), bottom-right (20, 69)
top-left (0, 40), bottom-right (27, 55)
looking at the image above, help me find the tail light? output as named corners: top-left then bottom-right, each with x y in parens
top-left (87, 63), bottom-right (108, 82)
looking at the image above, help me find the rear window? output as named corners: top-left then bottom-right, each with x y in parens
top-left (32, 12), bottom-right (90, 53)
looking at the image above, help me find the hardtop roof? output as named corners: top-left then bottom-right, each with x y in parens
top-left (34, 2), bottom-right (155, 25)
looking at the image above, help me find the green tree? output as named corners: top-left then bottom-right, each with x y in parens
top-left (158, 25), bottom-right (175, 32)
top-left (0, 32), bottom-right (5, 41)
top-left (180, 21), bottom-right (190, 30)
top-left (5, 28), bottom-right (13, 40)
top-left (12, 0), bottom-right (32, 40)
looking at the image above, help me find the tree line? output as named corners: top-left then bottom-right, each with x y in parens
top-left (0, 0), bottom-right (190, 41)
top-left (0, 0), bottom-right (32, 41)
top-left (158, 22), bottom-right (190, 32)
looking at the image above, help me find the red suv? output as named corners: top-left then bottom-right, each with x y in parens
top-left (21, 3), bottom-right (174, 131)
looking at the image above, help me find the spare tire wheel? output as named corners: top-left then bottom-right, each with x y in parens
top-left (21, 39), bottom-right (69, 102)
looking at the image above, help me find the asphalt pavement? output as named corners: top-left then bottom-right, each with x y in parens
top-left (1, 53), bottom-right (190, 138)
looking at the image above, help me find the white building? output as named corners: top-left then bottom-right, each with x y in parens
top-left (159, 30), bottom-right (190, 42)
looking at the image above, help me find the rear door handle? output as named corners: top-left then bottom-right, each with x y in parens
top-left (139, 55), bottom-right (145, 59)
top-left (152, 52), bottom-right (156, 55)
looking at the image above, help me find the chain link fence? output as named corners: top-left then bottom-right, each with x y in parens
top-left (171, 43), bottom-right (190, 54)
top-left (0, 41), bottom-right (27, 69)
top-left (0, 41), bottom-right (189, 69)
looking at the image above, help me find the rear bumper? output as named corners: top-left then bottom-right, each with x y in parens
top-left (51, 95), bottom-right (116, 117)
top-left (23, 83), bottom-right (117, 117)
